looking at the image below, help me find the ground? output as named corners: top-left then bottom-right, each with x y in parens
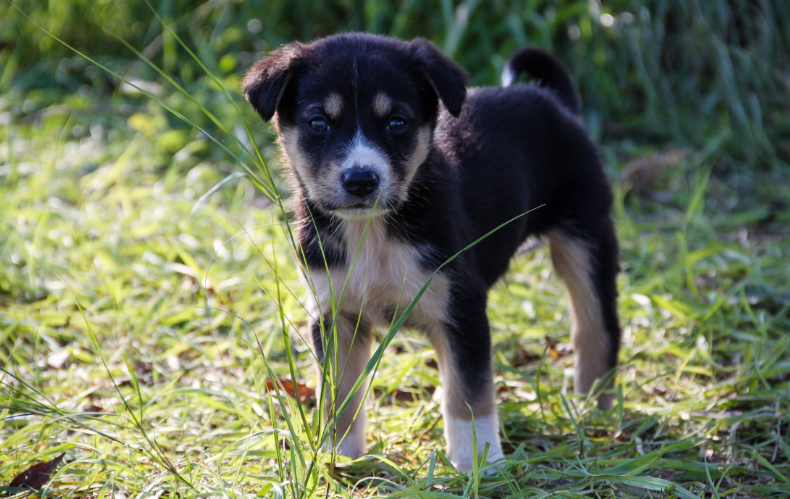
top-left (1, 1), bottom-right (789, 498)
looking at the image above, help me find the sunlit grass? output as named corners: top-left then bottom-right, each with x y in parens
top-left (2, 84), bottom-right (789, 498)
top-left (2, 1), bottom-right (790, 497)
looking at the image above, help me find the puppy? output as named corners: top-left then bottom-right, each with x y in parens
top-left (242, 34), bottom-right (620, 472)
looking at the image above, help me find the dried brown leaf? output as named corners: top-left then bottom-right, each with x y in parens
top-left (621, 148), bottom-right (687, 196)
top-left (8, 453), bottom-right (65, 490)
top-left (544, 336), bottom-right (571, 361)
top-left (391, 386), bottom-right (435, 404)
top-left (265, 378), bottom-right (313, 404)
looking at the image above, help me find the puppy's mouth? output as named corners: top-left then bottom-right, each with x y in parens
top-left (328, 204), bottom-right (390, 220)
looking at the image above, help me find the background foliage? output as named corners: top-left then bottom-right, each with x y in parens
top-left (4, 0), bottom-right (789, 166)
top-left (1, 1), bottom-right (789, 498)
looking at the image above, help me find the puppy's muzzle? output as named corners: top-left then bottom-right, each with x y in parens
top-left (342, 169), bottom-right (379, 197)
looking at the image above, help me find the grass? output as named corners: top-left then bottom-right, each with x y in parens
top-left (2, 1), bottom-right (790, 497)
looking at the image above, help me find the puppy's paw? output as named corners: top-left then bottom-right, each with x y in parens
top-left (451, 457), bottom-right (474, 473)
top-left (450, 445), bottom-right (505, 474)
top-left (445, 413), bottom-right (505, 474)
top-left (336, 435), bottom-right (366, 459)
top-left (323, 416), bottom-right (368, 460)
top-left (596, 392), bottom-right (615, 412)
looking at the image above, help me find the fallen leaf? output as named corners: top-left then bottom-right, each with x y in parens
top-left (8, 453), bottom-right (65, 490)
top-left (390, 386), bottom-right (436, 404)
top-left (544, 336), bottom-right (571, 361)
top-left (620, 148), bottom-right (687, 197)
top-left (509, 346), bottom-right (541, 367)
top-left (265, 378), bottom-right (313, 404)
top-left (83, 404), bottom-right (103, 413)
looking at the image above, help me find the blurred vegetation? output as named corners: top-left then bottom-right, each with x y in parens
top-left (2, 0), bottom-right (789, 170)
top-left (2, 1), bottom-right (790, 497)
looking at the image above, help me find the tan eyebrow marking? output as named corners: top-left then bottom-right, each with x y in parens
top-left (373, 92), bottom-right (393, 117)
top-left (324, 93), bottom-right (343, 119)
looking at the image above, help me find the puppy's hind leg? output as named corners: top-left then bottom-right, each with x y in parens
top-left (311, 315), bottom-right (371, 459)
top-left (549, 226), bottom-right (620, 410)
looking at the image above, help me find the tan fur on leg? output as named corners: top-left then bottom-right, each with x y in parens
top-left (549, 230), bottom-right (614, 409)
top-left (315, 315), bottom-right (371, 458)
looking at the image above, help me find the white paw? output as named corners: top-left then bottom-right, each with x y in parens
top-left (445, 413), bottom-right (505, 473)
top-left (336, 432), bottom-right (365, 459)
top-left (451, 446), bottom-right (505, 474)
top-left (323, 421), bottom-right (367, 460)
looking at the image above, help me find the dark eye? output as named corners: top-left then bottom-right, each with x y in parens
top-left (386, 117), bottom-right (407, 132)
top-left (309, 117), bottom-right (330, 132)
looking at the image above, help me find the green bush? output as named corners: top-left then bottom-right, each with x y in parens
top-left (3, 1), bottom-right (788, 168)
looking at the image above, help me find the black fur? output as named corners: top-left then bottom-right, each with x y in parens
top-left (242, 42), bottom-right (306, 121)
top-left (409, 39), bottom-right (469, 117)
top-left (504, 47), bottom-right (581, 115)
top-left (243, 34), bottom-right (621, 457)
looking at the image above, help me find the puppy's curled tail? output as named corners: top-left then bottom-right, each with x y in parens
top-left (501, 47), bottom-right (580, 115)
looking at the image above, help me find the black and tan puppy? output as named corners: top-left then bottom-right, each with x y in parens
top-left (242, 34), bottom-right (620, 472)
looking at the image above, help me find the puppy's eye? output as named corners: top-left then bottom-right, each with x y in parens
top-left (386, 117), bottom-right (407, 132)
top-left (309, 117), bottom-right (330, 132)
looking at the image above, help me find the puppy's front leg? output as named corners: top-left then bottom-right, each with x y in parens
top-left (311, 315), bottom-right (371, 459)
top-left (430, 291), bottom-right (504, 472)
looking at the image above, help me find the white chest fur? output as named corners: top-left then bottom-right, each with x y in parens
top-left (306, 219), bottom-right (450, 328)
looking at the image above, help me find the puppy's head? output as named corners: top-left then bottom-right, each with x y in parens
top-left (242, 34), bottom-right (467, 219)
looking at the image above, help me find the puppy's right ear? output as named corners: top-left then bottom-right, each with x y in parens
top-left (409, 39), bottom-right (468, 117)
top-left (242, 42), bottom-right (305, 121)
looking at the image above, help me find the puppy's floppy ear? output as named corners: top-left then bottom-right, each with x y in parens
top-left (242, 42), bottom-right (305, 121)
top-left (409, 39), bottom-right (468, 117)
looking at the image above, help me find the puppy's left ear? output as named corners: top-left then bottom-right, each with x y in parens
top-left (242, 42), bottom-right (306, 121)
top-left (409, 39), bottom-right (468, 117)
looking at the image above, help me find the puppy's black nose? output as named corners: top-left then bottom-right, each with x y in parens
top-left (342, 169), bottom-right (379, 197)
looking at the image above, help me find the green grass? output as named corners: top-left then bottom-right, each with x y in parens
top-left (2, 1), bottom-right (790, 498)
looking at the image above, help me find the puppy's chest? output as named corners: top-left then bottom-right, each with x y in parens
top-left (308, 220), bottom-right (450, 327)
